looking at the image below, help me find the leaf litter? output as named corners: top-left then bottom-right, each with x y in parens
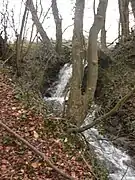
top-left (0, 72), bottom-right (94, 180)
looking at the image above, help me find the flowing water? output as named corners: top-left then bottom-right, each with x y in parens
top-left (44, 63), bottom-right (72, 111)
top-left (44, 63), bottom-right (135, 180)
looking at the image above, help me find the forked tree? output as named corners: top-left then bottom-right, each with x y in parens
top-left (67, 0), bottom-right (108, 125)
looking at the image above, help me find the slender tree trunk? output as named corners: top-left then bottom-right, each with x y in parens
top-left (101, 21), bottom-right (107, 51)
top-left (67, 0), bottom-right (108, 125)
top-left (67, 0), bottom-right (85, 125)
top-left (26, 0), bottom-right (63, 94)
top-left (16, 0), bottom-right (29, 76)
top-left (27, 0), bottom-right (56, 54)
top-left (100, 0), bottom-right (108, 51)
top-left (118, 0), bottom-right (129, 42)
top-left (130, 0), bottom-right (135, 20)
top-left (52, 0), bottom-right (62, 55)
top-left (85, 0), bottom-right (108, 112)
top-left (101, 22), bottom-right (107, 50)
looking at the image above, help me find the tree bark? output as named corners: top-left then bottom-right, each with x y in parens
top-left (100, 0), bottom-right (108, 51)
top-left (86, 0), bottom-right (108, 107)
top-left (118, 17), bottom-right (121, 40)
top-left (67, 0), bottom-right (108, 125)
top-left (101, 20), bottom-right (107, 51)
top-left (52, 0), bottom-right (62, 54)
top-left (118, 0), bottom-right (129, 42)
top-left (67, 0), bottom-right (85, 125)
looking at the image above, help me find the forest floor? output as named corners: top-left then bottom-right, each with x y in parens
top-left (0, 71), bottom-right (96, 180)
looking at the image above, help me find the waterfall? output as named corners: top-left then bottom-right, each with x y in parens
top-left (44, 63), bottom-right (72, 111)
top-left (44, 63), bottom-right (135, 180)
top-left (53, 63), bottom-right (72, 97)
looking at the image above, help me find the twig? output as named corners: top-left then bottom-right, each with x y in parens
top-left (0, 120), bottom-right (75, 180)
top-left (68, 87), bottom-right (135, 133)
top-left (121, 166), bottom-right (128, 180)
top-left (22, 4), bottom-right (52, 60)
top-left (62, 24), bottom-right (73, 35)
top-left (107, 36), bottom-right (120, 47)
top-left (2, 52), bottom-right (15, 66)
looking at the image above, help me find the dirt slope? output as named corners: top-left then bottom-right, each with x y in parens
top-left (0, 71), bottom-right (94, 180)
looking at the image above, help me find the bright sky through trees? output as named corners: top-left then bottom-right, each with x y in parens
top-left (2, 0), bottom-right (134, 43)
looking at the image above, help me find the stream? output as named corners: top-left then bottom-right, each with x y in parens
top-left (44, 63), bottom-right (135, 180)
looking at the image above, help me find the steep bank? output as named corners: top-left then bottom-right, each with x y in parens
top-left (3, 42), bottom-right (71, 97)
top-left (44, 63), bottom-right (135, 180)
top-left (96, 39), bottom-right (135, 160)
top-left (0, 69), bottom-right (97, 179)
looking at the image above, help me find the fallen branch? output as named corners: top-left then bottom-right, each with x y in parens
top-left (68, 87), bottom-right (135, 133)
top-left (0, 120), bottom-right (75, 180)
top-left (2, 52), bottom-right (15, 67)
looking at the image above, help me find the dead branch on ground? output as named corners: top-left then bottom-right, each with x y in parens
top-left (0, 120), bottom-right (75, 180)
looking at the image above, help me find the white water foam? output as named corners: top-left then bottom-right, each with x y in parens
top-left (53, 63), bottom-right (72, 98)
top-left (44, 63), bottom-right (72, 105)
top-left (84, 114), bottom-right (135, 180)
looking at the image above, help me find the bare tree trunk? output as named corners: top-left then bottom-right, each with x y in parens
top-left (100, 0), bottom-right (108, 51)
top-left (26, 0), bottom-right (64, 94)
top-left (101, 23), bottom-right (107, 50)
top-left (67, 0), bottom-right (85, 125)
top-left (118, 0), bottom-right (129, 42)
top-left (130, 0), bottom-right (135, 20)
top-left (85, 0), bottom-right (108, 109)
top-left (67, 0), bottom-right (108, 125)
top-left (52, 0), bottom-right (62, 55)
top-left (27, 0), bottom-right (56, 54)
top-left (16, 0), bottom-right (29, 76)
top-left (101, 21), bottom-right (107, 51)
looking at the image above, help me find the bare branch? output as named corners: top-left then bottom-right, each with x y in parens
top-left (107, 36), bottom-right (120, 47)
top-left (22, 4), bottom-right (52, 60)
top-left (42, 4), bottom-right (51, 23)
top-left (121, 166), bottom-right (128, 180)
top-left (27, 0), bottom-right (55, 52)
top-left (62, 24), bottom-right (74, 35)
